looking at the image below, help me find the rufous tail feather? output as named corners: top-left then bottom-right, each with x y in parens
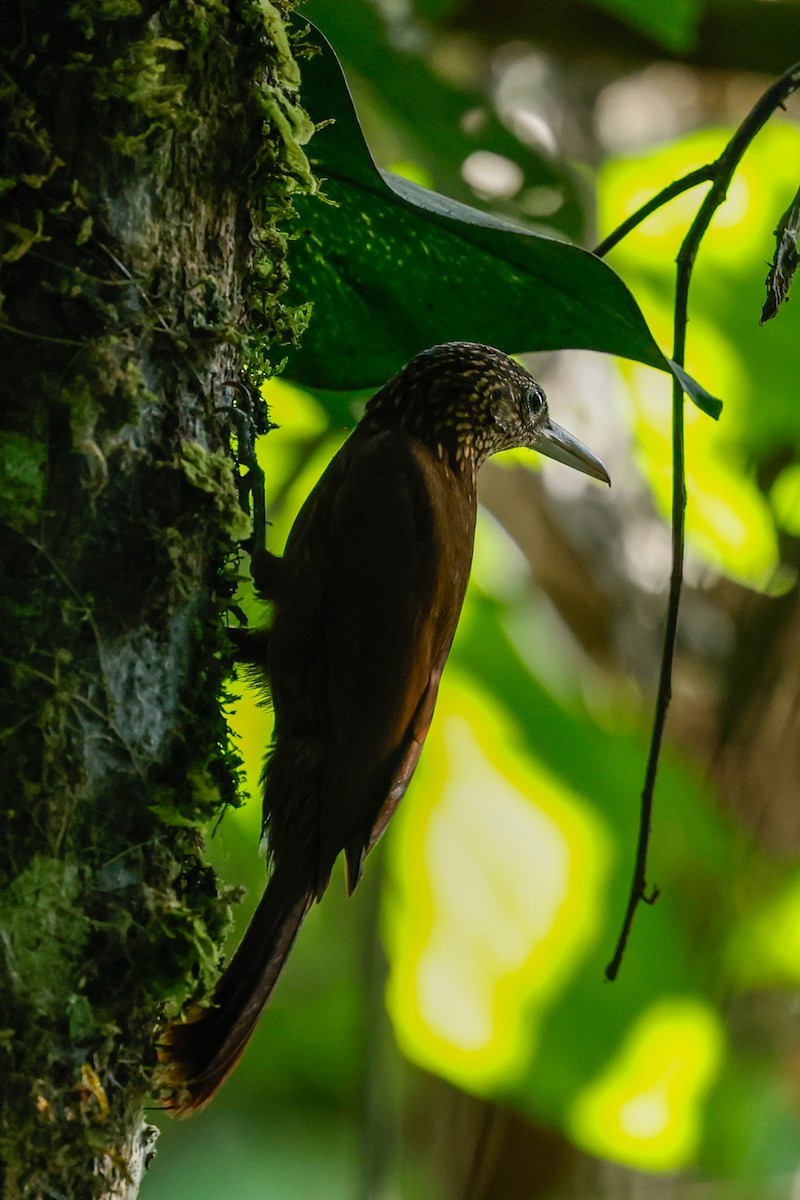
top-left (160, 862), bottom-right (311, 1115)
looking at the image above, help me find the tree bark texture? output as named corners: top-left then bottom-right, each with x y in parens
top-left (0, 2), bottom-right (312, 1195)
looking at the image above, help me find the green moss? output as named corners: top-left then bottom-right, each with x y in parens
top-left (1, 211), bottom-right (50, 263)
top-left (0, 858), bottom-right (89, 1021)
top-left (180, 441), bottom-right (254, 541)
top-left (253, 0), bottom-right (316, 188)
top-left (0, 431), bottom-right (47, 530)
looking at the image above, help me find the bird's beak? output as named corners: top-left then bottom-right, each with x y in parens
top-left (532, 417), bottom-right (611, 485)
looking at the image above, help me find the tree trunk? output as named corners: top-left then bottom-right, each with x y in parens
top-left (0, 2), bottom-right (312, 1195)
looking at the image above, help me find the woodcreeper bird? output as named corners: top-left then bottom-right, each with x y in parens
top-left (163, 342), bottom-right (609, 1113)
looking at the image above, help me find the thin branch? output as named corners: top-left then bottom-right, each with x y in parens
top-left (593, 165), bottom-right (713, 257)
top-left (461, 1103), bottom-right (503, 1200)
top-left (601, 60), bottom-right (800, 981)
top-left (0, 319), bottom-right (83, 346)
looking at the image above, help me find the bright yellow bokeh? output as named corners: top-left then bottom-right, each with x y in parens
top-left (729, 868), bottom-right (800, 988)
top-left (599, 124), bottom-right (800, 589)
top-left (383, 674), bottom-right (612, 1091)
top-left (259, 377), bottom-right (350, 553)
top-left (569, 999), bottom-right (725, 1171)
top-left (770, 464), bottom-right (800, 537)
top-left (626, 357), bottom-right (780, 587)
top-left (226, 673), bottom-right (273, 816)
top-left (599, 125), bottom-right (800, 268)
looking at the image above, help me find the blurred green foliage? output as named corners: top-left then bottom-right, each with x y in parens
top-left (300, 0), bottom-right (587, 240)
top-left (590, 0), bottom-right (700, 51)
top-left (143, 2), bottom-right (800, 1197)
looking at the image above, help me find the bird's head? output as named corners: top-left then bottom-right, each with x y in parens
top-left (365, 342), bottom-right (610, 485)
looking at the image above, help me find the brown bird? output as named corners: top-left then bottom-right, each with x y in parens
top-left (162, 342), bottom-right (609, 1113)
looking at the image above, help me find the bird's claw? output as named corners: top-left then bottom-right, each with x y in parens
top-left (218, 379), bottom-right (268, 557)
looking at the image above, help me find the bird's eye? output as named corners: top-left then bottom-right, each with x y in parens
top-left (524, 385), bottom-right (546, 422)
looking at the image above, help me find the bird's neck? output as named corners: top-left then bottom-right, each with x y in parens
top-left (361, 408), bottom-right (481, 487)
top-left (428, 430), bottom-right (481, 488)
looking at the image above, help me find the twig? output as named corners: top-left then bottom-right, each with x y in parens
top-left (600, 60), bottom-right (800, 981)
top-left (462, 1103), bottom-right (503, 1200)
top-left (0, 319), bottom-right (83, 347)
top-left (593, 165), bottom-right (712, 257)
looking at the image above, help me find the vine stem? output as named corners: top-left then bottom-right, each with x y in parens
top-left (593, 165), bottom-right (712, 258)
top-left (598, 60), bottom-right (800, 981)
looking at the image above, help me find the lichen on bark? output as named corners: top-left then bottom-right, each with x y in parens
top-left (0, 1), bottom-right (313, 1195)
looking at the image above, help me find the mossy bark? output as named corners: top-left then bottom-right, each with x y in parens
top-left (0, 2), bottom-right (313, 1196)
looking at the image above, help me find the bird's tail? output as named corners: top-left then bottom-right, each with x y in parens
top-left (160, 861), bottom-right (312, 1115)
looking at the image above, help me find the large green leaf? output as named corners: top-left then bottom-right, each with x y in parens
top-left (284, 21), bottom-right (721, 418)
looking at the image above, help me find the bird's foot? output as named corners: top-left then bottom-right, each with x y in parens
top-left (218, 378), bottom-right (268, 557)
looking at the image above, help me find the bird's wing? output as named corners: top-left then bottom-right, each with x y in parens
top-left (356, 654), bottom-right (446, 881)
top-left (314, 428), bottom-right (475, 890)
